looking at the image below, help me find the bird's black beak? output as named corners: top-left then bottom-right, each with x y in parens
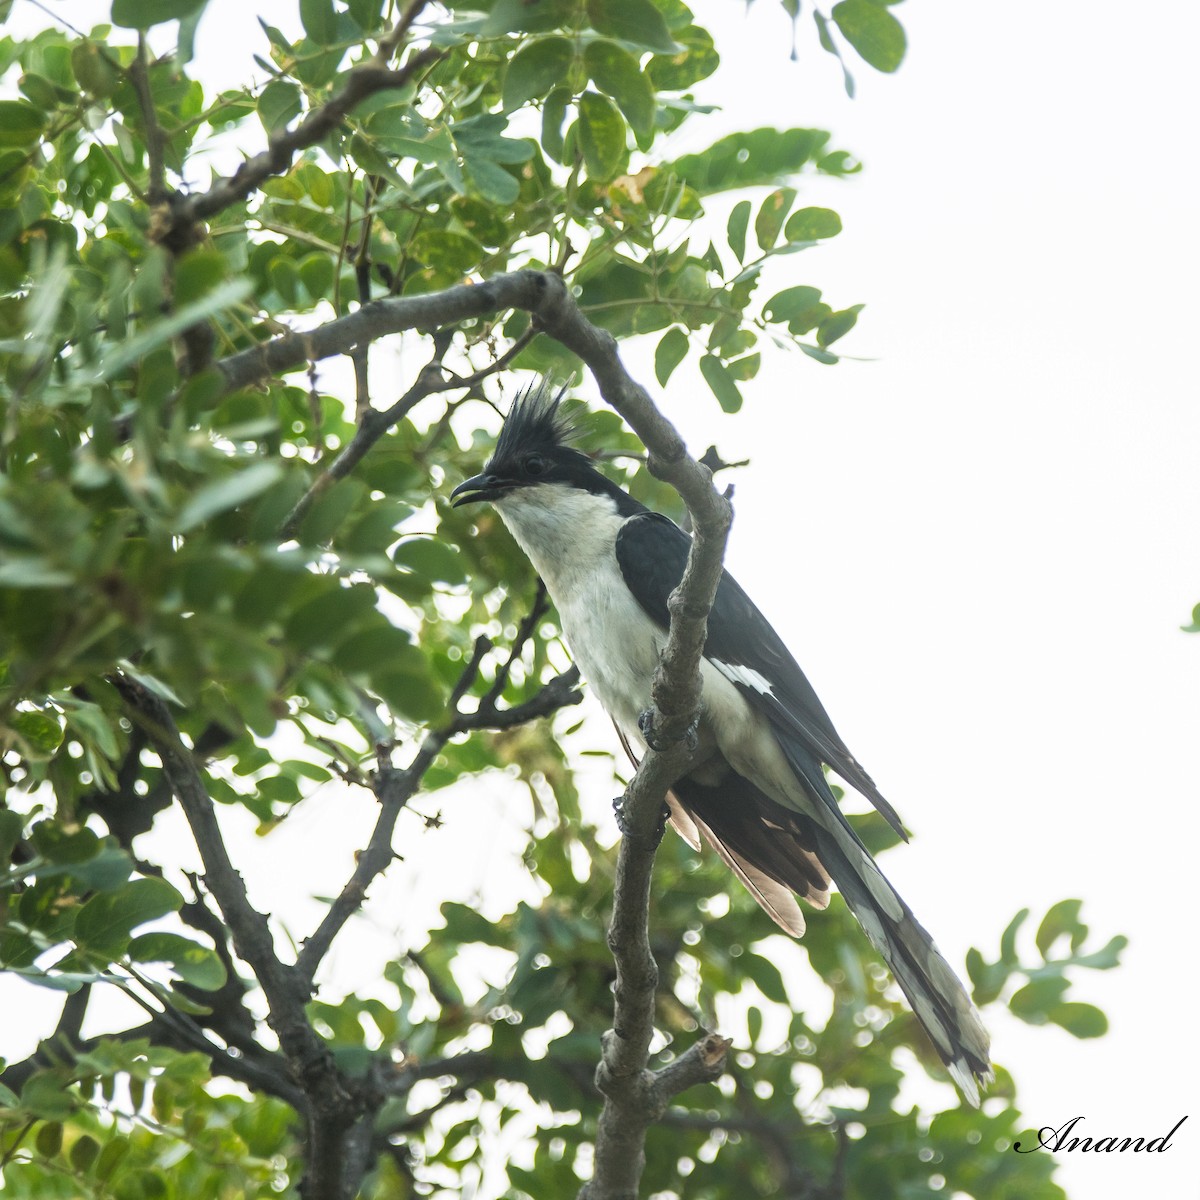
top-left (451, 472), bottom-right (509, 507)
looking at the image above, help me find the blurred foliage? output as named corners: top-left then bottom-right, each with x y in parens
top-left (0, 0), bottom-right (1122, 1197)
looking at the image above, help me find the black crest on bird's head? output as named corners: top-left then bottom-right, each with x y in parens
top-left (482, 378), bottom-right (601, 487)
top-left (492, 379), bottom-right (576, 464)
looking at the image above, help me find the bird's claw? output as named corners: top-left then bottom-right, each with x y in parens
top-left (637, 708), bottom-right (699, 754)
top-left (612, 794), bottom-right (670, 846)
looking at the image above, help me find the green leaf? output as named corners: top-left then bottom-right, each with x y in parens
top-left (584, 41), bottom-right (655, 136)
top-left (20, 1069), bottom-right (76, 1120)
top-left (299, 252), bottom-right (336, 299)
top-left (699, 355), bottom-right (742, 413)
top-left (74, 878), bottom-right (183, 958)
top-left (0, 809), bottom-right (24, 861)
top-left (128, 932), bottom-right (228, 990)
top-left (95, 1134), bottom-right (130, 1182)
top-left (726, 199), bottom-right (750, 262)
top-left (999, 907), bottom-right (1029, 966)
top-left (1035, 898), bottom-right (1084, 958)
top-left (503, 37), bottom-right (574, 110)
top-left (671, 127), bottom-right (832, 195)
top-left (175, 462), bottom-right (285, 532)
top-left (763, 284), bottom-right (823, 323)
top-left (174, 248), bottom-right (229, 307)
top-left (410, 230), bottom-right (483, 274)
top-left (754, 187), bottom-right (796, 251)
top-left (463, 156), bottom-right (520, 205)
top-left (0, 101), bottom-right (45, 149)
top-left (577, 91), bottom-right (627, 181)
top-left (285, 582), bottom-right (379, 650)
top-left (373, 655), bottom-right (444, 722)
top-left (799, 342), bottom-right (839, 365)
top-left (741, 950), bottom-right (788, 1004)
top-left (0, 556), bottom-right (73, 588)
top-left (336, 624), bottom-right (420, 673)
top-left (964, 946), bottom-right (1008, 1005)
top-left (36, 1121), bottom-right (63, 1158)
top-left (258, 80), bottom-right (302, 135)
top-left (1047, 1001), bottom-right (1108, 1039)
top-left (71, 42), bottom-right (121, 98)
top-left (831, 0), bottom-right (907, 73)
top-left (69, 1136), bottom-right (100, 1174)
top-left (11, 709), bottom-right (65, 755)
top-left (540, 85), bottom-right (571, 162)
top-left (347, 0), bottom-right (384, 31)
top-left (300, 0), bottom-right (338, 43)
top-left (1009, 976), bottom-right (1070, 1022)
top-left (784, 206), bottom-right (843, 242)
top-left (646, 23), bottom-right (718, 90)
top-left (816, 304), bottom-right (862, 347)
top-left (1070, 933), bottom-right (1128, 971)
top-left (813, 9), bottom-right (856, 98)
top-left (441, 900), bottom-right (501, 945)
top-left (654, 327), bottom-right (688, 386)
top-left (111, 0), bottom-right (208, 30)
top-left (726, 351), bottom-right (759, 381)
top-left (392, 538), bottom-right (468, 585)
top-left (586, 0), bottom-right (678, 54)
top-left (479, 0), bottom-right (575, 36)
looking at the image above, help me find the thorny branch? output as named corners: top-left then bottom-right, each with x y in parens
top-left (295, 623), bottom-right (581, 985)
top-left (111, 674), bottom-right (360, 1200)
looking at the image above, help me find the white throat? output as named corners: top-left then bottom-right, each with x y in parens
top-left (492, 483), bottom-right (664, 733)
top-left (493, 484), bottom-right (626, 600)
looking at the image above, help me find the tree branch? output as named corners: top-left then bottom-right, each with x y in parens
top-left (280, 362), bottom-right (443, 540)
top-left (0, 1007), bottom-right (305, 1113)
top-left (158, 34), bottom-right (441, 249)
top-left (130, 36), bottom-right (166, 206)
top-left (527, 293), bottom-right (735, 1199)
top-left (295, 618), bottom-right (582, 986)
top-left (111, 674), bottom-right (360, 1200)
top-left (209, 269), bottom-right (556, 397)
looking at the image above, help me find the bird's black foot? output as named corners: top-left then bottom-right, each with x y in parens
top-left (637, 708), bottom-right (700, 753)
top-left (612, 794), bottom-right (670, 846)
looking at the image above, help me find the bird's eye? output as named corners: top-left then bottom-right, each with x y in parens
top-left (523, 454), bottom-right (547, 476)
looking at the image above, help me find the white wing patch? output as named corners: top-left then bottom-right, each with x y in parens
top-left (713, 659), bottom-right (777, 699)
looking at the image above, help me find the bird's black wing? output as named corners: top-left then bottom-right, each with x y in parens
top-left (614, 511), bottom-right (906, 837)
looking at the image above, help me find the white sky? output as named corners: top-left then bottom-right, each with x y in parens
top-left (4, 2), bottom-right (1198, 1197)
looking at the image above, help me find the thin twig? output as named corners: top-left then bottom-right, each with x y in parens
top-left (479, 580), bottom-right (548, 711)
top-left (278, 338), bottom-right (451, 541)
top-left (130, 35), bottom-right (167, 205)
top-left (450, 326), bottom-right (537, 389)
top-left (294, 646), bottom-right (581, 985)
top-left (375, 0), bottom-right (430, 64)
top-left (158, 44), bottom-right (442, 249)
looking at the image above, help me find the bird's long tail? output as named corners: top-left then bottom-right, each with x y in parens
top-left (673, 771), bottom-right (991, 1103)
top-left (811, 827), bottom-right (993, 1104)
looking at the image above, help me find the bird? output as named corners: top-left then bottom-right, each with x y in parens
top-left (451, 381), bottom-right (992, 1103)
